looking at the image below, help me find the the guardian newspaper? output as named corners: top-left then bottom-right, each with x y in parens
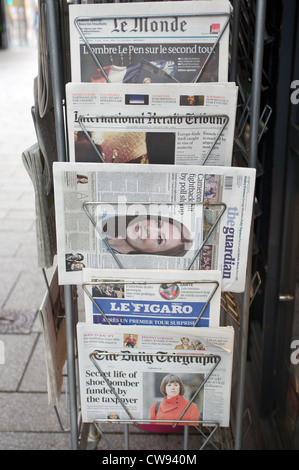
top-left (53, 163), bottom-right (256, 292)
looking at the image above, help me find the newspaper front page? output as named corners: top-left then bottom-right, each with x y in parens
top-left (53, 163), bottom-right (256, 292)
top-left (82, 268), bottom-right (222, 327)
top-left (69, 1), bottom-right (232, 84)
top-left (66, 82), bottom-right (238, 166)
top-left (77, 322), bottom-right (234, 427)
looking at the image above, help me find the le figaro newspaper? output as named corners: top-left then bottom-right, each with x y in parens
top-left (53, 163), bottom-right (256, 292)
top-left (77, 323), bottom-right (234, 427)
top-left (82, 268), bottom-right (222, 328)
top-left (66, 81), bottom-right (238, 167)
top-left (69, 0), bottom-right (232, 84)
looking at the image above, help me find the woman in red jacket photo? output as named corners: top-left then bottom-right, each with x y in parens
top-left (149, 373), bottom-right (200, 426)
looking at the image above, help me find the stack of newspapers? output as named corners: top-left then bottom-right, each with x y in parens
top-left (38, 1), bottom-right (256, 430)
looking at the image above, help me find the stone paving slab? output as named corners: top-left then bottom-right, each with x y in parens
top-left (0, 49), bottom-right (37, 159)
top-left (0, 333), bottom-right (39, 391)
top-left (0, 392), bottom-right (69, 433)
top-left (0, 232), bottom-right (26, 258)
top-left (3, 268), bottom-right (46, 312)
top-left (0, 431), bottom-right (71, 451)
top-left (0, 308), bottom-right (37, 334)
top-left (18, 333), bottom-right (48, 392)
top-left (0, 259), bottom-right (23, 304)
top-left (14, 233), bottom-right (41, 260)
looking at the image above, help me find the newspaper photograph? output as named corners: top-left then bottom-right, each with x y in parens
top-left (53, 162), bottom-right (256, 292)
top-left (66, 81), bottom-right (238, 166)
top-left (82, 268), bottom-right (222, 328)
top-left (69, 1), bottom-right (232, 84)
top-left (77, 322), bottom-right (234, 427)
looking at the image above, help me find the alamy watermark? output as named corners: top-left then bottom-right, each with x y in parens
top-left (290, 80), bottom-right (299, 104)
top-left (290, 339), bottom-right (299, 365)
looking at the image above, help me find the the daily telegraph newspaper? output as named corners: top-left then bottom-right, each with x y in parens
top-left (69, 1), bottom-right (232, 84)
top-left (39, 268), bottom-right (67, 406)
top-left (53, 163), bottom-right (256, 292)
top-left (66, 81), bottom-right (238, 166)
top-left (82, 268), bottom-right (222, 327)
top-left (77, 323), bottom-right (234, 427)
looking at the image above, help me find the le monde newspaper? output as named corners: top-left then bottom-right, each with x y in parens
top-left (69, 0), bottom-right (232, 84)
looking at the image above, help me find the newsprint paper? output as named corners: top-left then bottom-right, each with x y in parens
top-left (53, 163), bottom-right (256, 292)
top-left (66, 81), bottom-right (238, 166)
top-left (22, 143), bottom-right (56, 268)
top-left (77, 323), bottom-right (234, 427)
top-left (39, 268), bottom-right (67, 406)
top-left (82, 268), bottom-right (222, 328)
top-left (69, 1), bottom-right (231, 84)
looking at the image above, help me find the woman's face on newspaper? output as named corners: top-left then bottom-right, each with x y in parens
top-left (126, 216), bottom-right (182, 254)
top-left (165, 381), bottom-right (180, 399)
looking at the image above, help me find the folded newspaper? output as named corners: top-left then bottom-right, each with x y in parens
top-left (69, 0), bottom-right (232, 84)
top-left (39, 267), bottom-right (67, 406)
top-left (82, 268), bottom-right (222, 327)
top-left (53, 162), bottom-right (256, 292)
top-left (77, 322), bottom-right (234, 427)
top-left (22, 143), bottom-right (57, 268)
top-left (66, 81), bottom-right (238, 166)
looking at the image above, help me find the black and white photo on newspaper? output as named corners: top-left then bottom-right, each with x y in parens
top-left (66, 81), bottom-right (238, 167)
top-left (82, 268), bottom-right (222, 328)
top-left (53, 163), bottom-right (256, 292)
top-left (69, 0), bottom-right (232, 84)
top-left (77, 323), bottom-right (234, 427)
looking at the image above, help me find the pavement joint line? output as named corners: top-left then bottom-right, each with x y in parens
top-left (16, 332), bottom-right (40, 392)
top-left (1, 271), bottom-right (23, 310)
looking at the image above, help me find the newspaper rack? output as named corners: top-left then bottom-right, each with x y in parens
top-left (77, 112), bottom-right (230, 166)
top-left (82, 200), bottom-right (227, 271)
top-left (41, 0), bottom-right (268, 451)
top-left (82, 279), bottom-right (220, 328)
top-left (220, 271), bottom-right (261, 328)
top-left (88, 350), bottom-right (222, 450)
top-left (234, 96), bottom-right (272, 176)
top-left (221, 292), bottom-right (240, 327)
top-left (73, 11), bottom-right (231, 84)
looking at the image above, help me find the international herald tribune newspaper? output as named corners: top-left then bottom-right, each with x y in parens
top-left (82, 268), bottom-right (222, 328)
top-left (69, 0), bottom-right (232, 84)
top-left (66, 81), bottom-right (238, 167)
top-left (53, 163), bottom-right (256, 292)
top-left (77, 322), bottom-right (234, 427)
